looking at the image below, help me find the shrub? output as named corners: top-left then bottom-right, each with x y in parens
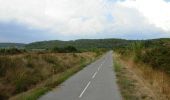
top-left (64, 46), bottom-right (78, 53)
top-left (141, 46), bottom-right (170, 73)
top-left (115, 40), bottom-right (170, 74)
top-left (0, 48), bottom-right (26, 55)
top-left (52, 46), bottom-right (79, 53)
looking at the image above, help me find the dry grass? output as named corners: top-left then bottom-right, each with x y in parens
top-left (126, 60), bottom-right (170, 100)
top-left (0, 52), bottom-right (96, 100)
top-left (114, 54), bottom-right (141, 100)
top-left (114, 53), bottom-right (170, 100)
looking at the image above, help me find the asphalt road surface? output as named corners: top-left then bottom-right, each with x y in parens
top-left (39, 51), bottom-right (122, 100)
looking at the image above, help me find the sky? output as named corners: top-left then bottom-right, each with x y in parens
top-left (0, 0), bottom-right (170, 43)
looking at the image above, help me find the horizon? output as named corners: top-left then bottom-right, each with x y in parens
top-left (0, 37), bottom-right (169, 44)
top-left (0, 0), bottom-right (170, 43)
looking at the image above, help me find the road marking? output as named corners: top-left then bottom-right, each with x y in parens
top-left (98, 62), bottom-right (103, 71)
top-left (79, 81), bottom-right (91, 98)
top-left (98, 66), bottom-right (101, 71)
top-left (79, 59), bottom-right (105, 98)
top-left (92, 71), bottom-right (98, 79)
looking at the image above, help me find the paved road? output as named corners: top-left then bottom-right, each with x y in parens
top-left (39, 51), bottom-right (122, 100)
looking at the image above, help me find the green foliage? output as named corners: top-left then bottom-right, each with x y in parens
top-left (90, 48), bottom-right (107, 57)
top-left (115, 38), bottom-right (170, 74)
top-left (0, 48), bottom-right (26, 55)
top-left (114, 59), bottom-right (121, 72)
top-left (129, 42), bottom-right (145, 62)
top-left (64, 46), bottom-right (78, 52)
top-left (25, 39), bottom-right (133, 50)
top-left (19, 87), bottom-right (50, 100)
top-left (141, 46), bottom-right (170, 73)
top-left (52, 46), bottom-right (79, 53)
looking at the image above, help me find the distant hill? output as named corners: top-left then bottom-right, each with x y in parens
top-left (0, 43), bottom-right (26, 48)
top-left (25, 39), bottom-right (135, 50)
top-left (1, 38), bottom-right (169, 50)
top-left (142, 38), bottom-right (170, 48)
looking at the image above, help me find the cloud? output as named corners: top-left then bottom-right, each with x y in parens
top-left (0, 0), bottom-right (109, 35)
top-left (0, 21), bottom-right (53, 43)
top-left (119, 0), bottom-right (170, 32)
top-left (0, 0), bottom-right (169, 42)
top-left (108, 5), bottom-right (165, 34)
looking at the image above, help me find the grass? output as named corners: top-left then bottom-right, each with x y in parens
top-left (131, 62), bottom-right (170, 99)
top-left (0, 52), bottom-right (99, 100)
top-left (9, 54), bottom-right (97, 100)
top-left (115, 41), bottom-right (170, 74)
top-left (114, 39), bottom-right (170, 99)
top-left (14, 87), bottom-right (49, 100)
top-left (114, 53), bottom-right (170, 100)
top-left (113, 54), bottom-right (138, 100)
top-left (113, 58), bottom-right (121, 73)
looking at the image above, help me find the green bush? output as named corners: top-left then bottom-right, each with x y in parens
top-left (52, 46), bottom-right (79, 53)
top-left (115, 40), bottom-right (170, 74)
top-left (0, 48), bottom-right (26, 55)
top-left (141, 47), bottom-right (170, 73)
top-left (64, 46), bottom-right (78, 53)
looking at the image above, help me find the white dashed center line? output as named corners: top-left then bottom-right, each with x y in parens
top-left (79, 81), bottom-right (91, 98)
top-left (98, 67), bottom-right (100, 71)
top-left (92, 71), bottom-right (98, 79)
top-left (79, 61), bottom-right (104, 98)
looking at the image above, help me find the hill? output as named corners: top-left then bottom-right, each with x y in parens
top-left (1, 38), bottom-right (170, 50)
top-left (0, 43), bottom-right (25, 48)
top-left (25, 39), bottom-right (134, 50)
top-left (143, 38), bottom-right (170, 48)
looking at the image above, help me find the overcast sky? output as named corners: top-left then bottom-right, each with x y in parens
top-left (0, 0), bottom-right (170, 43)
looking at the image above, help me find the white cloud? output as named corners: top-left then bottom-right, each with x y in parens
top-left (108, 5), bottom-right (164, 34)
top-left (0, 0), bottom-right (169, 38)
top-left (0, 0), bottom-right (109, 35)
top-left (119, 0), bottom-right (170, 32)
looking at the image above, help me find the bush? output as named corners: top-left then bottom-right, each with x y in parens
top-left (0, 48), bottom-right (26, 55)
top-left (64, 46), bottom-right (78, 53)
top-left (115, 40), bottom-right (170, 74)
top-left (141, 47), bottom-right (170, 73)
top-left (52, 46), bottom-right (79, 53)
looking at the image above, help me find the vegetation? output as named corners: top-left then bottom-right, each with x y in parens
top-left (114, 38), bottom-right (170, 99)
top-left (113, 55), bottom-right (138, 100)
top-left (0, 48), bottom-right (26, 55)
top-left (113, 54), bottom-right (162, 100)
top-left (0, 52), bottom-right (98, 100)
top-left (25, 39), bottom-right (133, 50)
top-left (115, 38), bottom-right (170, 74)
top-left (140, 46), bottom-right (170, 73)
top-left (52, 46), bottom-right (79, 53)
top-left (1, 38), bottom-right (170, 100)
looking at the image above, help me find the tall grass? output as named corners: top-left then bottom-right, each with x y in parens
top-left (114, 40), bottom-right (170, 99)
top-left (115, 41), bottom-right (170, 74)
top-left (0, 52), bottom-right (96, 100)
top-left (113, 54), bottom-right (139, 100)
top-left (0, 48), bottom-right (26, 55)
